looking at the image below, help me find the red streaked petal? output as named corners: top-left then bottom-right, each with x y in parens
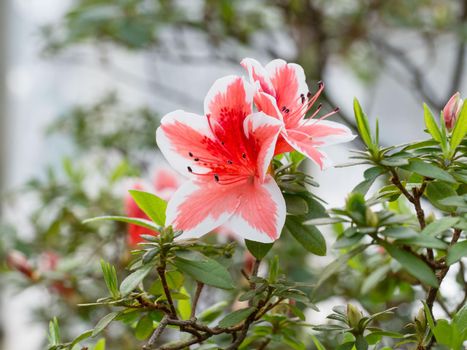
top-left (265, 59), bottom-right (308, 115)
top-left (203, 75), bottom-right (256, 141)
top-left (283, 132), bottom-right (333, 169)
top-left (241, 58), bottom-right (275, 96)
top-left (243, 112), bottom-right (283, 180)
top-left (254, 92), bottom-right (283, 120)
top-left (166, 180), bottom-right (241, 240)
top-left (156, 110), bottom-right (216, 177)
top-left (223, 175), bottom-right (286, 243)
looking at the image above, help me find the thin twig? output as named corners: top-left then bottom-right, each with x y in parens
top-left (143, 315), bottom-right (169, 350)
top-left (190, 282), bottom-right (204, 319)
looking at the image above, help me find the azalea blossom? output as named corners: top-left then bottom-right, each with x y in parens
top-left (156, 75), bottom-right (286, 243)
top-left (241, 58), bottom-right (355, 169)
top-left (443, 92), bottom-right (463, 131)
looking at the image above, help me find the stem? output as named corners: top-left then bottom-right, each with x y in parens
top-left (143, 315), bottom-right (169, 350)
top-left (424, 228), bottom-right (462, 350)
top-left (157, 257), bottom-right (178, 318)
top-left (190, 282), bottom-right (204, 319)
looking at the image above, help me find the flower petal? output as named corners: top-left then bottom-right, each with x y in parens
top-left (241, 58), bottom-right (275, 96)
top-left (254, 92), bottom-right (283, 120)
top-left (223, 175), bottom-right (286, 243)
top-left (203, 75), bottom-right (256, 141)
top-left (156, 110), bottom-right (216, 177)
top-left (243, 112), bottom-right (283, 180)
top-left (282, 132), bottom-right (333, 169)
top-left (166, 180), bottom-right (240, 239)
top-left (297, 120), bottom-right (356, 147)
top-left (265, 59), bottom-right (308, 113)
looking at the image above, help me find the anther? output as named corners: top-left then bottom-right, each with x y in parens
top-left (242, 153), bottom-right (246, 159)
top-left (307, 92), bottom-right (312, 98)
top-left (194, 158), bottom-right (199, 161)
top-left (187, 166), bottom-right (193, 173)
top-left (214, 174), bottom-right (219, 182)
top-left (281, 106), bottom-right (287, 112)
top-left (227, 160), bottom-right (233, 164)
top-left (301, 94), bottom-right (305, 104)
top-left (188, 152), bottom-right (193, 157)
top-left (285, 108), bottom-right (290, 113)
top-left (333, 107), bottom-right (340, 112)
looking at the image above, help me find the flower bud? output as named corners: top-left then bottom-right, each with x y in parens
top-left (443, 92), bottom-right (463, 131)
top-left (365, 208), bottom-right (379, 227)
top-left (347, 303), bottom-right (363, 329)
top-left (414, 308), bottom-right (427, 334)
top-left (6, 250), bottom-right (39, 281)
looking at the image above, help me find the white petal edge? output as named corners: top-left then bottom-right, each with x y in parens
top-left (223, 176), bottom-right (286, 243)
top-left (300, 120), bottom-right (356, 147)
top-left (265, 59), bottom-right (309, 97)
top-left (155, 110), bottom-right (214, 178)
top-left (240, 58), bottom-right (275, 95)
top-left (203, 75), bottom-right (256, 116)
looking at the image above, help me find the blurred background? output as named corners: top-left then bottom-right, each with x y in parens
top-left (0, 0), bottom-right (466, 349)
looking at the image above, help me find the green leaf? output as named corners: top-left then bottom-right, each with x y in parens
top-left (402, 160), bottom-right (455, 183)
top-left (100, 260), bottom-right (119, 299)
top-left (353, 167), bottom-right (385, 195)
top-left (92, 312), bottom-right (119, 336)
top-left (48, 318), bottom-right (61, 346)
top-left (450, 101), bottom-right (467, 156)
top-left (396, 235), bottom-right (448, 250)
top-left (446, 241), bottom-right (467, 265)
top-left (423, 104), bottom-right (442, 142)
top-left (135, 315), bottom-right (154, 340)
top-left (120, 263), bottom-right (154, 296)
top-left (268, 255), bottom-right (280, 283)
top-left (245, 239), bottom-right (273, 260)
top-left (285, 216), bottom-right (326, 256)
top-left (421, 217), bottom-right (460, 236)
top-left (172, 254), bottom-right (234, 290)
top-left (177, 286), bottom-right (191, 320)
top-left (353, 98), bottom-right (374, 150)
top-left (310, 334), bottom-right (327, 350)
top-left (83, 216), bottom-right (161, 232)
top-left (426, 181), bottom-right (458, 211)
top-left (361, 265), bottom-right (391, 295)
top-left (381, 242), bottom-right (438, 287)
top-left (70, 330), bottom-right (93, 347)
top-left (198, 301), bottom-right (229, 323)
top-left (285, 194), bottom-right (309, 215)
top-left (94, 338), bottom-right (106, 350)
top-left (218, 307), bottom-right (255, 328)
top-left (128, 190), bottom-right (167, 226)
top-left (312, 245), bottom-right (369, 297)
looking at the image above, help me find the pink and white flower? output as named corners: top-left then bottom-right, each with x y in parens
top-left (241, 58), bottom-right (355, 169)
top-left (443, 92), bottom-right (463, 131)
top-left (156, 76), bottom-right (286, 243)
